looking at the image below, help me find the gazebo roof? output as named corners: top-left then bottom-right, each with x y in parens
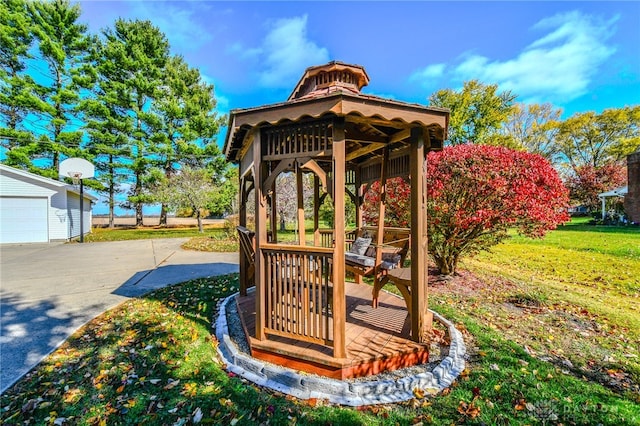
top-left (223, 61), bottom-right (448, 163)
top-left (289, 61), bottom-right (370, 100)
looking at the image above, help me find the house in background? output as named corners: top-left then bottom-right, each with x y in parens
top-left (0, 164), bottom-right (95, 243)
top-left (624, 149), bottom-right (640, 223)
top-left (598, 185), bottom-right (627, 220)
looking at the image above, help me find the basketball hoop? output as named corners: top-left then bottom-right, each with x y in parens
top-left (59, 158), bottom-right (94, 244)
top-left (68, 171), bottom-right (83, 185)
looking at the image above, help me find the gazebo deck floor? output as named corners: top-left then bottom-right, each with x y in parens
top-left (236, 281), bottom-right (429, 379)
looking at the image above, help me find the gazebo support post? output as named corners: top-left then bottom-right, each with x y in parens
top-left (332, 118), bottom-right (347, 358)
top-left (297, 164), bottom-right (306, 245)
top-left (270, 179), bottom-right (278, 242)
top-left (313, 175), bottom-right (320, 246)
top-left (254, 131), bottom-right (267, 341)
top-left (239, 175), bottom-right (248, 296)
top-left (353, 169), bottom-right (364, 284)
top-left (373, 147), bottom-right (389, 290)
top-left (355, 168), bottom-right (363, 231)
top-left (410, 127), bottom-right (431, 342)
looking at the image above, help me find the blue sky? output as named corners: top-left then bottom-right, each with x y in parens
top-left (74, 1), bottom-right (638, 215)
top-left (78, 1), bottom-right (640, 124)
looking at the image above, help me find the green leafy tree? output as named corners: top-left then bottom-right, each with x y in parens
top-left (501, 103), bottom-right (563, 163)
top-left (149, 55), bottom-right (223, 225)
top-left (206, 166), bottom-right (238, 218)
top-left (555, 106), bottom-right (640, 169)
top-left (0, 0), bottom-right (46, 171)
top-left (429, 80), bottom-right (516, 146)
top-left (26, 0), bottom-right (94, 176)
top-left (98, 19), bottom-right (169, 226)
top-left (152, 166), bottom-right (217, 233)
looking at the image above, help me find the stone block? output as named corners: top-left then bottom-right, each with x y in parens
top-left (235, 354), bottom-right (266, 379)
top-left (262, 366), bottom-right (302, 389)
top-left (222, 335), bottom-right (238, 358)
top-left (300, 376), bottom-right (349, 395)
top-left (352, 380), bottom-right (396, 397)
top-left (395, 376), bottom-right (415, 392)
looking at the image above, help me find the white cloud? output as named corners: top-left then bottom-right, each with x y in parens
top-left (412, 11), bottom-right (617, 103)
top-left (410, 63), bottom-right (446, 84)
top-left (238, 15), bottom-right (329, 89)
top-left (129, 2), bottom-right (212, 51)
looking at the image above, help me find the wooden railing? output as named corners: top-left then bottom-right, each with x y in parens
top-left (318, 229), bottom-right (358, 249)
top-left (319, 229), bottom-right (334, 248)
top-left (263, 119), bottom-right (332, 160)
top-left (261, 244), bottom-right (334, 346)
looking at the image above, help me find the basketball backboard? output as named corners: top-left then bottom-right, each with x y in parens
top-left (59, 158), bottom-right (95, 180)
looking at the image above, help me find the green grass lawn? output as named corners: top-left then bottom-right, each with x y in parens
top-left (465, 219), bottom-right (639, 338)
top-left (84, 226), bottom-right (228, 243)
top-left (2, 220), bottom-right (639, 425)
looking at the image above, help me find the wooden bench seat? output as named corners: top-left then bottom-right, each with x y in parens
top-left (344, 227), bottom-right (410, 304)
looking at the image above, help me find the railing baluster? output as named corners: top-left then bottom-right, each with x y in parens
top-left (261, 246), bottom-right (333, 345)
top-left (266, 254), bottom-right (272, 329)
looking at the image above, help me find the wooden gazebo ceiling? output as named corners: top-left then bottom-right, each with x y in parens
top-left (224, 92), bottom-right (448, 164)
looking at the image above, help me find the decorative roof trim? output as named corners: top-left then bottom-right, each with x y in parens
top-left (288, 61), bottom-right (370, 101)
top-left (223, 93), bottom-right (448, 161)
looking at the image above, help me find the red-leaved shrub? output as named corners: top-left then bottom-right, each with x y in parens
top-left (363, 144), bottom-right (570, 275)
top-left (427, 145), bottom-right (570, 274)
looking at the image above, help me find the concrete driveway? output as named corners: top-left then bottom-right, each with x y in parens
top-left (0, 239), bottom-right (238, 393)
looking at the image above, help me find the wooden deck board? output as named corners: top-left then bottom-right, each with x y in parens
top-left (235, 281), bottom-right (428, 378)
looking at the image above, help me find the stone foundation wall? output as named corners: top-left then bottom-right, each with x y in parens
top-left (625, 151), bottom-right (640, 223)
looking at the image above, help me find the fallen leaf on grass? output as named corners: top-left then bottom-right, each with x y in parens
top-left (181, 382), bottom-right (197, 397)
top-left (21, 398), bottom-right (39, 414)
top-left (219, 398), bottom-right (233, 407)
top-left (164, 379), bottom-right (180, 390)
top-left (192, 407), bottom-right (203, 423)
top-left (457, 400), bottom-right (481, 418)
top-left (514, 398), bottom-right (527, 410)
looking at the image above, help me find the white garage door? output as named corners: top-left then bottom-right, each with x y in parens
top-left (0, 197), bottom-right (48, 243)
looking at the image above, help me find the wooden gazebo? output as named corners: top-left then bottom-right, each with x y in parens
top-left (224, 62), bottom-right (448, 379)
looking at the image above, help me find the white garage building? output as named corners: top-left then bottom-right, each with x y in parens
top-left (0, 164), bottom-right (95, 243)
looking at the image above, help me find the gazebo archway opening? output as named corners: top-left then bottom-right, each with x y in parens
top-left (226, 62), bottom-right (449, 379)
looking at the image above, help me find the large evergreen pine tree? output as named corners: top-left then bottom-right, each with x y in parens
top-left (96, 19), bottom-right (169, 226)
top-left (82, 36), bottom-right (131, 228)
top-left (0, 0), bottom-right (47, 172)
top-left (149, 55), bottom-right (223, 225)
top-left (27, 0), bottom-right (94, 177)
